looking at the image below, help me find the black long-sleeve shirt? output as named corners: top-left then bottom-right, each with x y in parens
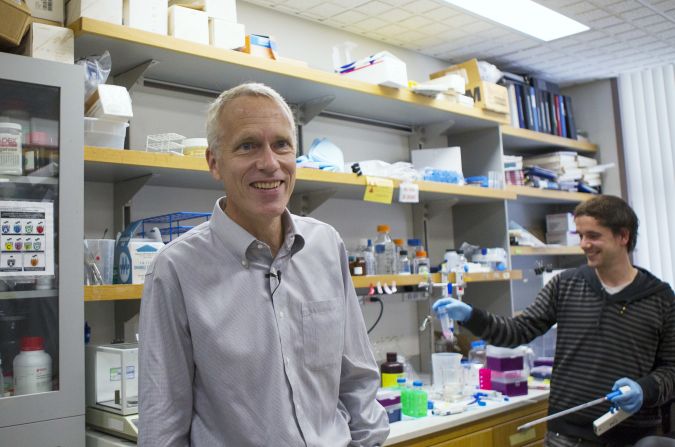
top-left (464, 265), bottom-right (675, 444)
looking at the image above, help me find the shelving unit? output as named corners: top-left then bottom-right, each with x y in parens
top-left (84, 270), bottom-right (522, 301)
top-left (510, 246), bottom-right (584, 256)
top-left (506, 185), bottom-right (592, 203)
top-left (501, 125), bottom-right (598, 153)
top-left (84, 146), bottom-right (516, 202)
top-left (0, 289), bottom-right (59, 300)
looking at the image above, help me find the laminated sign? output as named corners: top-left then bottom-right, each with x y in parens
top-left (0, 200), bottom-right (54, 276)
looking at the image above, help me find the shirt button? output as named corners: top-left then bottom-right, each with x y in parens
top-left (241, 260), bottom-right (248, 267)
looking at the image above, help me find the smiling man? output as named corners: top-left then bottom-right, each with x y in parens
top-left (138, 83), bottom-right (389, 446)
top-left (432, 195), bottom-right (674, 446)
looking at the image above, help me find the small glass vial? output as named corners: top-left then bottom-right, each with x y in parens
top-left (398, 250), bottom-right (411, 275)
top-left (352, 257), bottom-right (366, 276)
top-left (413, 250), bottom-right (430, 275)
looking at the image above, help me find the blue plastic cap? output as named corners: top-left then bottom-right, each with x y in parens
top-left (427, 400), bottom-right (433, 410)
top-left (413, 380), bottom-right (423, 387)
top-left (471, 340), bottom-right (486, 348)
top-left (478, 400), bottom-right (487, 406)
top-left (397, 377), bottom-right (406, 384)
top-left (447, 283), bottom-right (453, 294)
top-left (481, 248), bottom-right (487, 255)
top-left (367, 239), bottom-right (373, 247)
top-left (407, 239), bottom-right (421, 246)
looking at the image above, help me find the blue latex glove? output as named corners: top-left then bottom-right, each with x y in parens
top-left (610, 378), bottom-right (643, 414)
top-left (432, 298), bottom-right (472, 322)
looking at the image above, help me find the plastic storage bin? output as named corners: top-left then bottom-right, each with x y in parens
top-left (486, 345), bottom-right (524, 372)
top-left (490, 370), bottom-right (528, 396)
top-left (375, 389), bottom-right (401, 423)
top-left (84, 118), bottom-right (128, 149)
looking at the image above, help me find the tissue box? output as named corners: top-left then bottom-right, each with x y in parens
top-left (411, 147), bottom-right (463, 176)
top-left (123, 0), bottom-right (167, 35)
top-left (169, 0), bottom-right (235, 20)
top-left (66, 0), bottom-right (123, 26)
top-left (0, 0), bottom-right (31, 46)
top-left (341, 52), bottom-right (408, 89)
top-left (168, 5), bottom-right (208, 45)
top-left (85, 84), bottom-right (133, 123)
top-left (209, 18), bottom-right (244, 49)
top-left (546, 213), bottom-right (575, 233)
top-left (27, 0), bottom-right (64, 24)
top-left (22, 22), bottom-right (74, 64)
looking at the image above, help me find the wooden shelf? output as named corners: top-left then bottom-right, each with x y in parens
top-left (84, 271), bottom-right (522, 301)
top-left (510, 246), bottom-right (584, 256)
top-left (84, 284), bottom-right (144, 302)
top-left (84, 146), bottom-right (516, 202)
top-left (71, 18), bottom-right (508, 131)
top-left (507, 185), bottom-right (593, 203)
top-left (0, 289), bottom-right (58, 300)
top-left (501, 126), bottom-right (598, 153)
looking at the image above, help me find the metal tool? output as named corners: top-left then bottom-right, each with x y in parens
top-left (517, 386), bottom-right (631, 432)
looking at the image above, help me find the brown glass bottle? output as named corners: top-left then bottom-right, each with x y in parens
top-left (380, 352), bottom-right (403, 388)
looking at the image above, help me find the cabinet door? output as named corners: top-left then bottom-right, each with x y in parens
top-left (0, 53), bottom-right (84, 432)
top-left (434, 428), bottom-right (492, 447)
top-left (492, 410), bottom-right (547, 447)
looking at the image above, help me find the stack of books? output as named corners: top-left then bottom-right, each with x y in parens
top-left (522, 151), bottom-right (603, 193)
top-left (504, 155), bottom-right (524, 186)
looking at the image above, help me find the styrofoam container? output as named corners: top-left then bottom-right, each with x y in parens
top-left (84, 118), bottom-right (128, 149)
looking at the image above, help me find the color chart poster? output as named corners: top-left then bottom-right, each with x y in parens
top-left (0, 200), bottom-right (54, 276)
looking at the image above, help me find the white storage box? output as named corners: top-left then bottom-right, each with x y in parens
top-left (123, 0), bottom-right (167, 35)
top-left (168, 5), bottom-right (208, 45)
top-left (209, 18), bottom-right (244, 49)
top-left (546, 213), bottom-right (575, 233)
top-left (66, 0), bottom-right (123, 26)
top-left (411, 147), bottom-right (463, 176)
top-left (28, 0), bottom-right (64, 24)
top-left (341, 52), bottom-right (408, 89)
top-left (86, 84), bottom-right (133, 123)
top-left (22, 23), bottom-right (74, 64)
top-left (546, 231), bottom-right (580, 246)
top-left (84, 118), bottom-right (128, 149)
top-left (169, 0), bottom-right (236, 20)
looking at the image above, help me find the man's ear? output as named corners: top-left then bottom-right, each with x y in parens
top-left (206, 149), bottom-right (221, 181)
top-left (618, 228), bottom-right (630, 247)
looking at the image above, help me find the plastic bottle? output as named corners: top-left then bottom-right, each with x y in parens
top-left (468, 340), bottom-right (487, 366)
top-left (407, 239), bottom-right (423, 258)
top-left (397, 377), bottom-right (409, 416)
top-left (359, 238), bottom-right (376, 276)
top-left (413, 250), bottom-right (430, 275)
top-left (392, 238), bottom-right (404, 273)
top-left (443, 249), bottom-right (460, 271)
top-left (374, 225), bottom-right (396, 274)
top-left (13, 336), bottom-right (52, 396)
top-left (398, 250), bottom-right (411, 275)
top-left (374, 244), bottom-right (387, 275)
top-left (380, 352), bottom-right (404, 388)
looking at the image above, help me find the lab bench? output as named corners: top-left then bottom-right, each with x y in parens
top-left (385, 389), bottom-right (549, 447)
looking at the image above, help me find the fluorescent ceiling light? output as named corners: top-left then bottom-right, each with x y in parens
top-left (443, 0), bottom-right (589, 41)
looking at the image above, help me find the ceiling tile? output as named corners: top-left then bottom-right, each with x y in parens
top-left (377, 8), bottom-right (413, 22)
top-left (424, 6), bottom-right (461, 20)
top-left (620, 8), bottom-right (657, 20)
top-left (330, 9), bottom-right (370, 25)
top-left (605, 0), bottom-right (643, 13)
top-left (356, 1), bottom-right (393, 16)
top-left (400, 15), bottom-right (435, 29)
top-left (352, 16), bottom-right (389, 30)
top-left (306, 2), bottom-right (345, 17)
top-left (401, 0), bottom-right (442, 13)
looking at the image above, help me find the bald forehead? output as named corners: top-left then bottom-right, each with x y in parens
top-left (220, 95), bottom-right (291, 123)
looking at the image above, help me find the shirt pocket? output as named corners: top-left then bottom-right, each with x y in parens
top-left (302, 299), bottom-right (343, 370)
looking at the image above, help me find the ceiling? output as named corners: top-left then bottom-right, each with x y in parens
top-left (244, 0), bottom-right (675, 85)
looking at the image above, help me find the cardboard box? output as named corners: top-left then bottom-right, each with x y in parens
top-left (208, 17), bottom-right (243, 49)
top-left (27, 0), bottom-right (63, 24)
top-left (169, 0), bottom-right (236, 20)
top-left (85, 84), bottom-right (133, 122)
top-left (546, 231), bottom-right (580, 246)
top-left (168, 5), bottom-right (208, 45)
top-left (66, 0), bottom-right (122, 26)
top-left (410, 147), bottom-right (463, 177)
top-left (123, 0), bottom-right (167, 35)
top-left (242, 34), bottom-right (277, 59)
top-left (22, 22), bottom-right (73, 64)
top-left (0, 0), bottom-right (32, 47)
top-left (430, 59), bottom-right (509, 114)
top-left (341, 52), bottom-right (408, 89)
top-left (546, 212), bottom-right (575, 233)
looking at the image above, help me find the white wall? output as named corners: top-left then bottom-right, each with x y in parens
top-left (562, 80), bottom-right (623, 196)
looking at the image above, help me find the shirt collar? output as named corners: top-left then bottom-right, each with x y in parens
top-left (209, 197), bottom-right (305, 265)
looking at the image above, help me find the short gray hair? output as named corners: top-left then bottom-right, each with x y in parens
top-left (206, 83), bottom-right (296, 158)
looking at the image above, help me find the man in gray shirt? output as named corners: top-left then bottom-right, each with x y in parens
top-left (139, 83), bottom-right (389, 446)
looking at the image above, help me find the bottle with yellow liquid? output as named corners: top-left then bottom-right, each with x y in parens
top-left (380, 352), bottom-right (403, 388)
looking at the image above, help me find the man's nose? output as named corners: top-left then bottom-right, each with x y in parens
top-left (256, 144), bottom-right (281, 171)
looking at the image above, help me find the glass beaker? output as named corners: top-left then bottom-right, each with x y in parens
top-left (431, 352), bottom-right (462, 401)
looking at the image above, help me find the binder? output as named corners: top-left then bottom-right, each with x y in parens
top-left (564, 96), bottom-right (577, 139)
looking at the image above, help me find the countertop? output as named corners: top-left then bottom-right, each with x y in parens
top-left (384, 389), bottom-right (549, 445)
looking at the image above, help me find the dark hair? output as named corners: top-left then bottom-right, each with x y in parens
top-left (574, 195), bottom-right (639, 252)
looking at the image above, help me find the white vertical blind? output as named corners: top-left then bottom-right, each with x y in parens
top-left (617, 65), bottom-right (675, 286)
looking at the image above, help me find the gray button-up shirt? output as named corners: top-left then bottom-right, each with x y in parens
top-left (139, 198), bottom-right (389, 446)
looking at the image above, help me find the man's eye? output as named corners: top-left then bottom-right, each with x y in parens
top-left (239, 142), bottom-right (254, 151)
top-left (275, 140), bottom-right (292, 151)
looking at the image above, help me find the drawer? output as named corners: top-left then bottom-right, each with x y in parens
top-left (434, 428), bottom-right (492, 447)
top-left (492, 410), bottom-right (547, 447)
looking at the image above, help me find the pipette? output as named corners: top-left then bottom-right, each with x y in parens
top-left (517, 386), bottom-right (631, 432)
